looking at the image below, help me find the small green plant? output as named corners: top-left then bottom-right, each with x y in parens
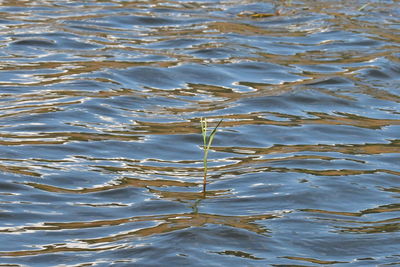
top-left (358, 3), bottom-right (371, 11)
top-left (200, 117), bottom-right (222, 190)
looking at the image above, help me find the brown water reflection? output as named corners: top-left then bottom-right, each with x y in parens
top-left (0, 210), bottom-right (279, 257)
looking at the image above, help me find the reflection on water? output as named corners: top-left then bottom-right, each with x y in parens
top-left (0, 0), bottom-right (399, 265)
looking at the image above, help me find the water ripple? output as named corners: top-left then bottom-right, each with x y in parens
top-left (0, 0), bottom-right (399, 266)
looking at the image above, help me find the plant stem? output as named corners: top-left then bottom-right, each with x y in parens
top-left (358, 3), bottom-right (371, 11)
top-left (200, 117), bottom-right (222, 191)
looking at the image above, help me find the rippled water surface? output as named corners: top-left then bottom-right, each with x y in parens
top-left (1, 0), bottom-right (400, 266)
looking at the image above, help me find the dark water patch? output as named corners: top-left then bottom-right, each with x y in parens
top-left (11, 39), bottom-right (56, 47)
top-left (306, 76), bottom-right (352, 86)
top-left (0, 180), bottom-right (28, 192)
top-left (110, 15), bottom-right (186, 26)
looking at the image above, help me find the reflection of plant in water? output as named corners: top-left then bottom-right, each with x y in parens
top-left (200, 117), bottom-right (222, 193)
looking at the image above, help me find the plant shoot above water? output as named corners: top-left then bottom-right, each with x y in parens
top-left (200, 117), bottom-right (222, 191)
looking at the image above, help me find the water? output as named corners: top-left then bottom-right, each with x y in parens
top-left (0, 0), bottom-right (399, 266)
